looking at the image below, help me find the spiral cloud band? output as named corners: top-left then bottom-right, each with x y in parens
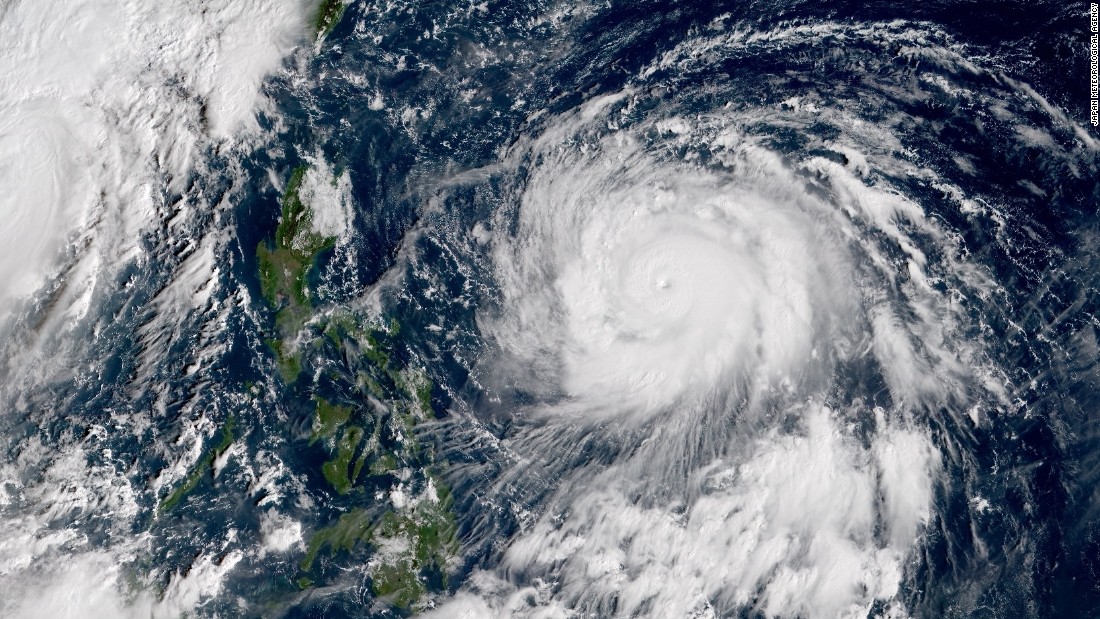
top-left (489, 96), bottom-right (855, 419)
top-left (429, 20), bottom-right (1030, 618)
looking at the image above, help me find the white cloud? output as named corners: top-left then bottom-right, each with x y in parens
top-left (0, 0), bottom-right (309, 330)
top-left (0, 0), bottom-right (311, 616)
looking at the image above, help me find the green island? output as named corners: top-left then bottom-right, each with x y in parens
top-left (321, 424), bottom-right (365, 494)
top-left (314, 0), bottom-right (347, 39)
top-left (297, 480), bottom-right (458, 610)
top-left (311, 398), bottom-right (353, 445)
top-left (299, 508), bottom-right (373, 572)
top-left (297, 316), bottom-right (458, 609)
top-left (370, 491), bottom-right (459, 609)
top-left (256, 165), bottom-right (336, 382)
top-left (158, 416), bottom-right (236, 512)
top-left (254, 159), bottom-right (459, 610)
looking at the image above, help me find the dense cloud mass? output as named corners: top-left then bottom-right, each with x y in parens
top-left (0, 1), bottom-right (307, 616)
top-left (430, 26), bottom-right (1025, 615)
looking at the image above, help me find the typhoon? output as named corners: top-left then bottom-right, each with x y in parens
top-left (441, 88), bottom-right (952, 617)
top-left (0, 1), bottom-right (1097, 618)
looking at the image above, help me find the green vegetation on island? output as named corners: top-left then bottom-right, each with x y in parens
top-left (256, 165), bottom-right (337, 382)
top-left (370, 485), bottom-right (459, 608)
top-left (158, 416), bottom-right (237, 512)
top-left (314, 0), bottom-right (347, 39)
top-left (253, 157), bottom-right (457, 611)
top-left (321, 425), bottom-right (364, 494)
top-left (296, 482), bottom-right (458, 610)
top-left (295, 313), bottom-right (458, 610)
top-left (299, 508), bottom-right (373, 572)
top-left (311, 398), bottom-right (353, 444)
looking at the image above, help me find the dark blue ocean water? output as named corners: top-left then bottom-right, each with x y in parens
top-left (8, 1), bottom-right (1098, 617)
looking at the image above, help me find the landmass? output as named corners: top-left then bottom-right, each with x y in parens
top-left (314, 0), bottom-right (347, 40)
top-left (254, 160), bottom-right (459, 610)
top-left (158, 416), bottom-right (237, 512)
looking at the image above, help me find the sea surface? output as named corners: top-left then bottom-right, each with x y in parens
top-left (0, 1), bottom-right (1098, 618)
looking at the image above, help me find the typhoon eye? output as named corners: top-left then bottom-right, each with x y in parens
top-left (486, 137), bottom-right (844, 420)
